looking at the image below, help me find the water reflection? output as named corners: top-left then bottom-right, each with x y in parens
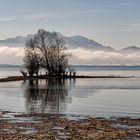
top-left (23, 79), bottom-right (73, 114)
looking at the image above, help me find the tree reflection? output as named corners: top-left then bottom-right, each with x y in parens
top-left (23, 79), bottom-right (73, 114)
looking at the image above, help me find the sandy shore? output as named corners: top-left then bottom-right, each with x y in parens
top-left (0, 111), bottom-right (140, 140)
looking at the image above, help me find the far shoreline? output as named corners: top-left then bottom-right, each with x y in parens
top-left (0, 75), bottom-right (131, 82)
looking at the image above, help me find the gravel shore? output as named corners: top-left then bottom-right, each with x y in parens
top-left (0, 111), bottom-right (140, 140)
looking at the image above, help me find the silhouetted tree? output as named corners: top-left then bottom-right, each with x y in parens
top-left (23, 29), bottom-right (72, 77)
top-left (23, 39), bottom-right (41, 76)
top-left (68, 65), bottom-right (76, 77)
top-left (20, 68), bottom-right (27, 77)
top-left (33, 29), bottom-right (70, 76)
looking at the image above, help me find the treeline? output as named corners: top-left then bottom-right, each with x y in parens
top-left (21, 29), bottom-right (76, 77)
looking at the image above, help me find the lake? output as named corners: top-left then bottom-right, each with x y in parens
top-left (0, 66), bottom-right (140, 117)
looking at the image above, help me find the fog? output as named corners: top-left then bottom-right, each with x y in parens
top-left (1, 46), bottom-right (140, 65)
top-left (0, 46), bottom-right (24, 64)
top-left (68, 48), bottom-right (140, 65)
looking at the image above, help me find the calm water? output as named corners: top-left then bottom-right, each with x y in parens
top-left (0, 66), bottom-right (140, 117)
top-left (76, 66), bottom-right (140, 77)
top-left (1, 66), bottom-right (140, 78)
top-left (0, 68), bottom-right (21, 78)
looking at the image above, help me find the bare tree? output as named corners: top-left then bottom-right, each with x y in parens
top-left (23, 29), bottom-right (71, 77)
top-left (23, 39), bottom-right (41, 77)
top-left (20, 68), bottom-right (27, 77)
top-left (68, 65), bottom-right (76, 77)
top-left (34, 29), bottom-right (70, 76)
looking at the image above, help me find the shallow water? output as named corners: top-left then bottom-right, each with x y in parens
top-left (0, 66), bottom-right (140, 117)
top-left (0, 77), bottom-right (140, 117)
top-left (1, 66), bottom-right (140, 78)
top-left (76, 66), bottom-right (140, 77)
top-left (0, 68), bottom-right (21, 78)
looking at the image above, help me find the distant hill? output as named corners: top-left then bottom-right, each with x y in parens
top-left (0, 36), bottom-right (26, 44)
top-left (120, 46), bottom-right (140, 53)
top-left (0, 64), bottom-right (21, 68)
top-left (0, 35), bottom-right (34, 47)
top-left (0, 33), bottom-right (115, 52)
top-left (64, 35), bottom-right (104, 48)
top-left (0, 33), bottom-right (140, 53)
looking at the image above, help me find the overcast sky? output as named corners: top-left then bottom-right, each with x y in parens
top-left (0, 0), bottom-right (140, 49)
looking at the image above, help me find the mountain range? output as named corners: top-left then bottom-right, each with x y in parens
top-left (0, 33), bottom-right (139, 53)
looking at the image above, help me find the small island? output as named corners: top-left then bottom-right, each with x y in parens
top-left (0, 29), bottom-right (130, 83)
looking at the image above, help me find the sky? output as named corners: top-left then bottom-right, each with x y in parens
top-left (0, 0), bottom-right (140, 49)
top-left (0, 0), bottom-right (140, 65)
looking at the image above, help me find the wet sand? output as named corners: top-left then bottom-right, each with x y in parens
top-left (0, 111), bottom-right (140, 140)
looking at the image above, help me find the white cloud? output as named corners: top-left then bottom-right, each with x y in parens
top-left (79, 10), bottom-right (119, 14)
top-left (0, 46), bottom-right (24, 64)
top-left (111, 23), bottom-right (140, 32)
top-left (0, 46), bottom-right (24, 57)
top-left (0, 12), bottom-right (68, 23)
top-left (0, 9), bottom-right (118, 22)
top-left (67, 48), bottom-right (140, 65)
top-left (0, 17), bottom-right (15, 22)
top-left (24, 13), bottom-right (68, 20)
top-left (0, 46), bottom-right (140, 65)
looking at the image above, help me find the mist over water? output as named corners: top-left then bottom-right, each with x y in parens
top-left (68, 48), bottom-right (140, 65)
top-left (1, 45), bottom-right (140, 65)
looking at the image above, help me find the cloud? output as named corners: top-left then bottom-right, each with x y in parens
top-left (0, 46), bottom-right (24, 64)
top-left (0, 17), bottom-right (15, 22)
top-left (0, 46), bottom-right (140, 65)
top-left (24, 13), bottom-right (68, 20)
top-left (0, 12), bottom-right (68, 22)
top-left (110, 23), bottom-right (140, 32)
top-left (79, 10), bottom-right (119, 14)
top-left (0, 46), bottom-right (24, 58)
top-left (0, 9), bottom-right (118, 22)
top-left (67, 48), bottom-right (140, 65)
top-left (21, 9), bottom-right (119, 20)
top-left (115, 1), bottom-right (136, 6)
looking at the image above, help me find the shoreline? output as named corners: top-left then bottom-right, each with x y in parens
top-left (0, 75), bottom-right (130, 82)
top-left (0, 110), bottom-right (140, 139)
